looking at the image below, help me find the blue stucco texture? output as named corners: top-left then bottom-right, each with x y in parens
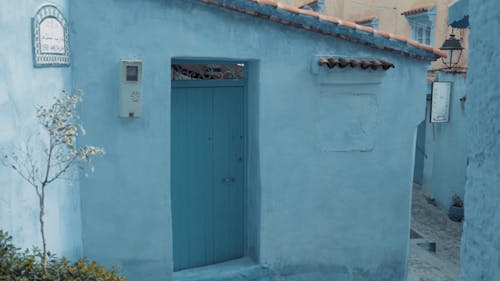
top-left (422, 72), bottom-right (467, 210)
top-left (0, 0), bottom-right (436, 280)
top-left (70, 1), bottom-right (430, 280)
top-left (0, 0), bottom-right (82, 259)
top-left (459, 0), bottom-right (500, 280)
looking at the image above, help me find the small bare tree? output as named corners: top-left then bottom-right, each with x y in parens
top-left (2, 90), bottom-right (104, 269)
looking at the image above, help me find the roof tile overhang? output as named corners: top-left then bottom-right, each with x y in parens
top-left (298, 0), bottom-right (318, 9)
top-left (197, 0), bottom-right (446, 61)
top-left (401, 5), bottom-right (435, 16)
top-left (352, 16), bottom-right (377, 25)
top-left (319, 57), bottom-right (395, 70)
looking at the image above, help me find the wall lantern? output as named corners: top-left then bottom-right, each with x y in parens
top-left (439, 33), bottom-right (464, 68)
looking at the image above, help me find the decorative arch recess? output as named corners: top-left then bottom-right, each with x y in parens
top-left (32, 5), bottom-right (70, 67)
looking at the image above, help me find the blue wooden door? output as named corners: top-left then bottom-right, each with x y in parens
top-left (171, 85), bottom-right (244, 271)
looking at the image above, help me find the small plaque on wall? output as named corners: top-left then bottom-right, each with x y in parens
top-left (431, 82), bottom-right (451, 123)
top-left (32, 5), bottom-right (70, 67)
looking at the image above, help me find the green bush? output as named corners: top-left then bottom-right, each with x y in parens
top-left (0, 230), bottom-right (127, 281)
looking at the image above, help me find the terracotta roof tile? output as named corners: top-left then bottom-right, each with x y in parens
top-left (337, 19), bottom-right (357, 29)
top-left (401, 5), bottom-right (434, 16)
top-left (353, 16), bottom-right (377, 25)
top-left (277, 2), bottom-right (302, 14)
top-left (420, 44), bottom-right (435, 53)
top-left (297, 8), bottom-right (320, 17)
top-left (318, 13), bottom-right (339, 24)
top-left (374, 29), bottom-right (391, 38)
top-left (355, 24), bottom-right (374, 33)
top-left (197, 0), bottom-right (445, 60)
top-left (389, 33), bottom-right (408, 43)
top-left (319, 57), bottom-right (395, 70)
top-left (407, 39), bottom-right (422, 48)
top-left (255, 0), bottom-right (277, 7)
top-left (298, 0), bottom-right (318, 9)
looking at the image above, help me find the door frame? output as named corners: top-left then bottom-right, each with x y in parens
top-left (170, 59), bottom-right (250, 269)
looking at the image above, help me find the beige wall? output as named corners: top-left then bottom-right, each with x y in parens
top-left (284, 0), bottom-right (468, 70)
top-left (328, 0), bottom-right (468, 70)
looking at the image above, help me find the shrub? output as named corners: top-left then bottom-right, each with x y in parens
top-left (0, 230), bottom-right (127, 281)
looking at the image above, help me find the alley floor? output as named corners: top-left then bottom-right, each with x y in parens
top-left (408, 185), bottom-right (463, 281)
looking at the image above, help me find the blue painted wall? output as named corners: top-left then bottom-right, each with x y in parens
top-left (421, 71), bottom-right (467, 210)
top-left (460, 0), bottom-right (500, 279)
top-left (0, 0), bottom-right (82, 259)
top-left (66, 1), bottom-right (430, 280)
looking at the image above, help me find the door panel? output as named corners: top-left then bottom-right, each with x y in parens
top-left (172, 86), bottom-right (244, 271)
top-left (212, 88), bottom-right (244, 262)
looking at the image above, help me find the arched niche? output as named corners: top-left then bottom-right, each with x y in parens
top-left (32, 5), bottom-right (70, 67)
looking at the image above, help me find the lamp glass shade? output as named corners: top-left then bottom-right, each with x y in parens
top-left (440, 34), bottom-right (464, 67)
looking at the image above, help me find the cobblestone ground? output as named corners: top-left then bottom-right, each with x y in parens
top-left (408, 185), bottom-right (463, 281)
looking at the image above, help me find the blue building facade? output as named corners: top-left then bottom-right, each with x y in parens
top-left (450, 0), bottom-right (500, 280)
top-left (0, 0), bottom-right (82, 260)
top-left (1, 1), bottom-right (445, 280)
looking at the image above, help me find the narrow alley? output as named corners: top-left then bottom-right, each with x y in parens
top-left (409, 185), bottom-right (463, 281)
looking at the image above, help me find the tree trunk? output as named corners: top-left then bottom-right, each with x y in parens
top-left (39, 187), bottom-right (47, 271)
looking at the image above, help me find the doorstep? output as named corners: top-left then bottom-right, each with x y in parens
top-left (172, 257), bottom-right (274, 281)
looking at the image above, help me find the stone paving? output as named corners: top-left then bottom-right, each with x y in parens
top-left (408, 185), bottom-right (463, 281)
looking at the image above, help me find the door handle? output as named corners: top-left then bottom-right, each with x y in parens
top-left (222, 177), bottom-right (235, 183)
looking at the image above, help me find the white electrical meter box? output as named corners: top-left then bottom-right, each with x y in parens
top-left (119, 60), bottom-right (142, 118)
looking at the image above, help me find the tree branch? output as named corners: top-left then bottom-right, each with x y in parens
top-left (45, 156), bottom-right (77, 185)
top-left (41, 137), bottom-right (54, 186)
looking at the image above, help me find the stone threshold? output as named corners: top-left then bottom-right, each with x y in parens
top-left (173, 257), bottom-right (274, 281)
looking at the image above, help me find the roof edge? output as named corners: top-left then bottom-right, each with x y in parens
top-left (298, 0), bottom-right (318, 9)
top-left (401, 5), bottom-right (435, 16)
top-left (352, 16), bottom-right (377, 24)
top-left (197, 0), bottom-right (446, 61)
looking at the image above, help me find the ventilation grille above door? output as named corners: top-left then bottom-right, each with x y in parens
top-left (172, 64), bottom-right (245, 81)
